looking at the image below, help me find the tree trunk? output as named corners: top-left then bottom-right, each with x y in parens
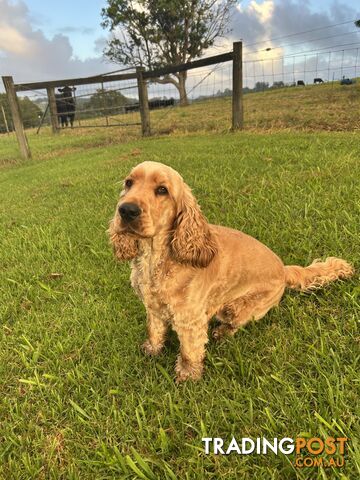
top-left (152, 72), bottom-right (188, 106)
top-left (178, 71), bottom-right (188, 106)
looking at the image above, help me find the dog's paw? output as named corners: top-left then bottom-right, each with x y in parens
top-left (212, 324), bottom-right (237, 341)
top-left (175, 355), bottom-right (203, 383)
top-left (141, 339), bottom-right (163, 356)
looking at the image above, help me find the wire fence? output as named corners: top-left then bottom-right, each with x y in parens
top-left (0, 77), bottom-right (141, 132)
top-left (243, 47), bottom-right (359, 88)
top-left (1, 44), bottom-right (359, 137)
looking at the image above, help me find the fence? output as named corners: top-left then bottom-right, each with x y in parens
top-left (243, 45), bottom-right (359, 88)
top-left (1, 42), bottom-right (242, 160)
top-left (2, 40), bottom-right (359, 159)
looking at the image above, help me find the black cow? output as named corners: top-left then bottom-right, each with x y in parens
top-left (124, 103), bottom-right (140, 114)
top-left (55, 86), bottom-right (76, 127)
top-left (340, 76), bottom-right (353, 85)
top-left (314, 78), bottom-right (324, 84)
top-left (124, 97), bottom-right (175, 113)
top-left (149, 98), bottom-right (175, 109)
top-left (297, 80), bottom-right (305, 86)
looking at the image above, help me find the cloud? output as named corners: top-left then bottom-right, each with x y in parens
top-left (230, 0), bottom-right (360, 53)
top-left (94, 36), bottom-right (108, 54)
top-left (225, 0), bottom-right (360, 86)
top-left (58, 26), bottom-right (95, 35)
top-left (0, 0), bottom-right (114, 91)
top-left (1, 0), bottom-right (359, 95)
top-left (245, 0), bottom-right (275, 23)
top-left (0, 24), bottom-right (30, 55)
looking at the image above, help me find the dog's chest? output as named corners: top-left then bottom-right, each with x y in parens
top-left (130, 252), bottom-right (170, 305)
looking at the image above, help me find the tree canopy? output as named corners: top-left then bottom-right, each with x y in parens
top-left (101, 0), bottom-right (237, 105)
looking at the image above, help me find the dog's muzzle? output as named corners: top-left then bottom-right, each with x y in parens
top-left (118, 202), bottom-right (141, 223)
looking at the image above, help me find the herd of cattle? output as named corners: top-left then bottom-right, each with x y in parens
top-left (296, 77), bottom-right (354, 86)
top-left (54, 87), bottom-right (175, 127)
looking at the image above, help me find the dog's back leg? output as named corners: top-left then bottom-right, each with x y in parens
top-left (213, 284), bottom-right (285, 340)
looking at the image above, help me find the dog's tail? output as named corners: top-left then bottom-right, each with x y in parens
top-left (284, 257), bottom-right (354, 292)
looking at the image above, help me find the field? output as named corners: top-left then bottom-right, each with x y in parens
top-left (0, 84), bottom-right (359, 479)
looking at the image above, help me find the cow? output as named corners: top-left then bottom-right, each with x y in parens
top-left (314, 78), bottom-right (324, 84)
top-left (55, 93), bottom-right (67, 127)
top-left (124, 103), bottom-right (140, 114)
top-left (149, 98), bottom-right (175, 109)
top-left (297, 80), bottom-right (305, 86)
top-left (340, 76), bottom-right (353, 85)
top-left (124, 98), bottom-right (175, 113)
top-left (55, 86), bottom-right (76, 127)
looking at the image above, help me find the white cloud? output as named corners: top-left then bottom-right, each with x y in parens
top-left (0, 24), bottom-right (31, 55)
top-left (0, 0), bottom-right (113, 90)
top-left (246, 0), bottom-right (275, 23)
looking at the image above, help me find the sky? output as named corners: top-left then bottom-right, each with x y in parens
top-left (0, 0), bottom-right (359, 91)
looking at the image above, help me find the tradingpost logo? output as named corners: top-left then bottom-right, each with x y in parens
top-left (202, 436), bottom-right (348, 468)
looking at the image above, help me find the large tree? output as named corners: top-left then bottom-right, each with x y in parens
top-left (101, 0), bottom-right (237, 105)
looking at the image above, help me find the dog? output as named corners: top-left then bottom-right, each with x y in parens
top-left (108, 161), bottom-right (354, 382)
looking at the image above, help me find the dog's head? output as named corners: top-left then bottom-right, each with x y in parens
top-left (108, 161), bottom-right (217, 267)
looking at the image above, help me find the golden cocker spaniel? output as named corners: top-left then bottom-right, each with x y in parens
top-left (109, 161), bottom-right (354, 382)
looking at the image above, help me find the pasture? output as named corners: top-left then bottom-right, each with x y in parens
top-left (2, 80), bottom-right (360, 168)
top-left (0, 85), bottom-right (359, 479)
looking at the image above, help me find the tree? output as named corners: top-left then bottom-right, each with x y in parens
top-left (101, 0), bottom-right (237, 105)
top-left (272, 81), bottom-right (284, 89)
top-left (20, 97), bottom-right (43, 129)
top-left (0, 94), bottom-right (42, 132)
top-left (355, 20), bottom-right (360, 28)
top-left (86, 89), bottom-right (129, 116)
top-left (254, 82), bottom-right (269, 92)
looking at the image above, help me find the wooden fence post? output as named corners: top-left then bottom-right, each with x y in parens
top-left (2, 76), bottom-right (31, 159)
top-left (47, 87), bottom-right (59, 133)
top-left (136, 67), bottom-right (151, 136)
top-left (232, 41), bottom-right (244, 130)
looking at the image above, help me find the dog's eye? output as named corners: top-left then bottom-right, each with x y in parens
top-left (125, 179), bottom-right (133, 188)
top-left (155, 186), bottom-right (168, 195)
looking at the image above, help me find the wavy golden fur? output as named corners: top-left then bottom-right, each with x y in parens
top-left (108, 161), bottom-right (354, 382)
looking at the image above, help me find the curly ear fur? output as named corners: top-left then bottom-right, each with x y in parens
top-left (108, 216), bottom-right (139, 261)
top-left (170, 184), bottom-right (217, 268)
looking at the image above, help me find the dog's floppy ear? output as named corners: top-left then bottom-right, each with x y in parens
top-left (170, 184), bottom-right (217, 268)
top-left (108, 214), bottom-right (139, 261)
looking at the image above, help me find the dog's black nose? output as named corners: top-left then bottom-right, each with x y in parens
top-left (119, 202), bottom-right (141, 222)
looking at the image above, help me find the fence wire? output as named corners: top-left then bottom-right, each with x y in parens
top-left (1, 44), bottom-right (359, 135)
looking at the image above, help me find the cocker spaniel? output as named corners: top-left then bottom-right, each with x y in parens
top-left (108, 161), bottom-right (354, 382)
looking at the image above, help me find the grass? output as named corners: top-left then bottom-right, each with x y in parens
top-left (0, 88), bottom-right (359, 479)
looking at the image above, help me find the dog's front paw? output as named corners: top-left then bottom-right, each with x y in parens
top-left (175, 355), bottom-right (203, 383)
top-left (141, 339), bottom-right (163, 356)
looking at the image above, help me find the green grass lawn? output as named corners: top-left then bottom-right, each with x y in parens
top-left (0, 127), bottom-right (359, 479)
